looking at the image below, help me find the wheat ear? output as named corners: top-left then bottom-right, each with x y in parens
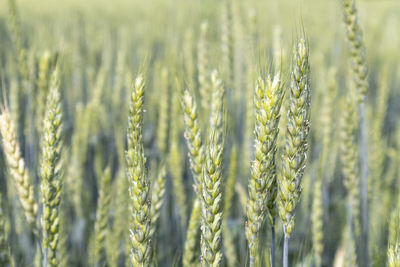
top-left (40, 67), bottom-right (64, 267)
top-left (246, 73), bottom-right (283, 267)
top-left (0, 109), bottom-right (38, 234)
top-left (94, 166), bottom-right (112, 267)
top-left (126, 75), bottom-right (152, 266)
top-left (342, 1), bottom-right (369, 263)
top-left (182, 87), bottom-right (205, 266)
top-left (340, 97), bottom-right (361, 239)
top-left (278, 39), bottom-right (311, 267)
top-left (150, 165), bottom-right (166, 238)
top-left (200, 70), bottom-right (224, 267)
top-left (183, 199), bottom-right (201, 267)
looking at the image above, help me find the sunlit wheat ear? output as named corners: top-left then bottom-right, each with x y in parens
top-left (200, 70), bottom-right (224, 267)
top-left (246, 73), bottom-right (283, 266)
top-left (40, 67), bottom-right (64, 267)
top-left (278, 38), bottom-right (311, 267)
top-left (0, 109), bottom-right (38, 234)
top-left (125, 75), bottom-right (152, 266)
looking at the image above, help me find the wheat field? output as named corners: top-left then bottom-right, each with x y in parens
top-left (0, 0), bottom-right (399, 266)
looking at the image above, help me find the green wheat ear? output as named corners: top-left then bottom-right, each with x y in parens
top-left (126, 75), bottom-right (152, 266)
top-left (40, 67), bottom-right (64, 267)
top-left (278, 38), bottom-right (311, 267)
top-left (182, 86), bottom-right (205, 267)
top-left (200, 70), bottom-right (224, 267)
top-left (246, 73), bottom-right (283, 266)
